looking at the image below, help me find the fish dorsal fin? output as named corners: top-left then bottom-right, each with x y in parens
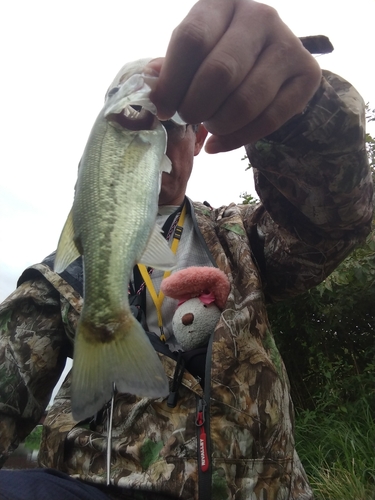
top-left (138, 224), bottom-right (176, 271)
top-left (54, 208), bottom-right (81, 273)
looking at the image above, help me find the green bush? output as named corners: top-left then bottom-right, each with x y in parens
top-left (24, 425), bottom-right (43, 451)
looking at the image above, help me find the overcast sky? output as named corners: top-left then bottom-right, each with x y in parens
top-left (1, 0), bottom-right (375, 302)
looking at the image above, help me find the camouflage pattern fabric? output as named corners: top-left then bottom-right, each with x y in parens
top-left (0, 70), bottom-right (373, 500)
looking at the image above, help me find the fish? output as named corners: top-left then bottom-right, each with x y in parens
top-left (54, 60), bottom-right (176, 421)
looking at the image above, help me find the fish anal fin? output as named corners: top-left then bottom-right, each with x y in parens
top-left (54, 208), bottom-right (81, 273)
top-left (71, 315), bottom-right (169, 422)
top-left (138, 225), bottom-right (176, 271)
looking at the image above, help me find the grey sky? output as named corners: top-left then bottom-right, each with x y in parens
top-left (1, 0), bottom-right (375, 302)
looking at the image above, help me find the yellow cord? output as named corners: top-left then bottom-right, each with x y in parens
top-left (138, 203), bottom-right (187, 342)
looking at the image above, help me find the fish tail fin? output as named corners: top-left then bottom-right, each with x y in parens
top-left (71, 316), bottom-right (169, 421)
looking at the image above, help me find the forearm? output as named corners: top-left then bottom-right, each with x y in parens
top-left (247, 71), bottom-right (373, 242)
top-left (244, 72), bottom-right (373, 300)
top-left (0, 279), bottom-right (68, 462)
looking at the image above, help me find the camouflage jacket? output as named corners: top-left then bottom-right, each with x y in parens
top-left (0, 71), bottom-right (372, 500)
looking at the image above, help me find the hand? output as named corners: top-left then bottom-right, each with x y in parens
top-left (146, 0), bottom-right (322, 153)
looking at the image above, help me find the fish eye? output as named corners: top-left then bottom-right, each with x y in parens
top-left (107, 87), bottom-right (119, 97)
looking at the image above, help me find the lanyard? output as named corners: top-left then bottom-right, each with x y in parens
top-left (138, 202), bottom-right (187, 341)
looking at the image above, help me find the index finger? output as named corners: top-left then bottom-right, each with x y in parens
top-left (151, 0), bottom-right (235, 120)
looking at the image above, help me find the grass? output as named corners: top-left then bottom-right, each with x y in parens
top-left (295, 396), bottom-right (375, 500)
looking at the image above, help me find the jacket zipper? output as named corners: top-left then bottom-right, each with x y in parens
top-left (197, 332), bottom-right (213, 499)
top-left (196, 398), bottom-right (209, 472)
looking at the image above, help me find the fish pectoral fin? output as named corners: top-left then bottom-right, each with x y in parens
top-left (54, 208), bottom-right (81, 273)
top-left (71, 315), bottom-right (169, 422)
top-left (138, 225), bottom-right (177, 271)
top-left (161, 154), bottom-right (172, 174)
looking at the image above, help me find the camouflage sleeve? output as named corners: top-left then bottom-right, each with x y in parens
top-left (245, 70), bottom-right (373, 301)
top-left (0, 279), bottom-right (68, 466)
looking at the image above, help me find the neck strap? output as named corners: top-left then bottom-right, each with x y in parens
top-left (138, 201), bottom-right (187, 341)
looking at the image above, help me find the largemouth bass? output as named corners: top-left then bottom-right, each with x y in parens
top-left (55, 61), bottom-right (175, 421)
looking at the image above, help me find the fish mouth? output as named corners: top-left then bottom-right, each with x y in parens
top-left (106, 105), bottom-right (156, 131)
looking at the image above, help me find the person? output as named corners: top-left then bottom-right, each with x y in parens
top-left (0, 0), bottom-right (373, 499)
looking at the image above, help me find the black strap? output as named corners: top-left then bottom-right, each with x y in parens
top-left (17, 251), bottom-right (84, 297)
top-left (167, 353), bottom-right (186, 408)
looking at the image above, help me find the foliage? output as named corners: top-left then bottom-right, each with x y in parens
top-left (24, 425), bottom-right (43, 451)
top-left (267, 199), bottom-right (374, 409)
top-left (283, 193), bottom-right (375, 496)
top-left (240, 192), bottom-right (258, 205)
